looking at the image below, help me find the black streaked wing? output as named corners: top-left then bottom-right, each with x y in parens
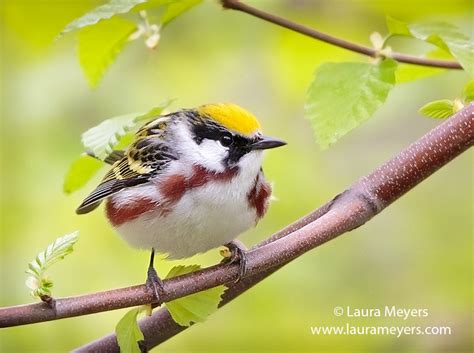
top-left (75, 179), bottom-right (126, 214)
top-left (104, 150), bottom-right (125, 165)
top-left (85, 149), bottom-right (125, 165)
top-left (135, 115), bottom-right (171, 138)
top-left (76, 136), bottom-right (177, 215)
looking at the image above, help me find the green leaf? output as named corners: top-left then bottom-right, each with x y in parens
top-left (387, 17), bottom-right (474, 76)
top-left (116, 308), bottom-right (145, 353)
top-left (418, 99), bottom-right (454, 119)
top-left (131, 0), bottom-right (202, 28)
top-left (134, 99), bottom-right (175, 122)
top-left (114, 133), bottom-right (136, 150)
top-left (82, 112), bottom-right (138, 160)
top-left (165, 265), bottom-right (225, 326)
top-left (26, 232), bottom-right (79, 276)
top-left (62, 0), bottom-right (146, 34)
top-left (25, 231), bottom-right (79, 298)
top-left (305, 59), bottom-right (397, 149)
top-left (410, 23), bottom-right (473, 76)
top-left (65, 102), bottom-right (171, 194)
top-left (386, 15), bottom-right (411, 36)
top-left (161, 0), bottom-right (202, 26)
top-left (463, 80), bottom-right (474, 102)
top-left (81, 101), bottom-right (172, 160)
top-left (77, 17), bottom-right (137, 87)
top-left (63, 154), bottom-right (103, 194)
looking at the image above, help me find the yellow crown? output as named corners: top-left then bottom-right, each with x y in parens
top-left (197, 103), bottom-right (261, 136)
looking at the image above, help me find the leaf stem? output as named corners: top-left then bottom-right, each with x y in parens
top-left (220, 0), bottom-right (462, 69)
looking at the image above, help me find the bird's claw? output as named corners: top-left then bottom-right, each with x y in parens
top-left (146, 266), bottom-right (164, 306)
top-left (223, 240), bottom-right (248, 282)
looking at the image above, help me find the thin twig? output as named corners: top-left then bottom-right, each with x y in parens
top-left (221, 0), bottom-right (463, 69)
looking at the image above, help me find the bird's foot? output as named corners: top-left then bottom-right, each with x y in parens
top-left (146, 266), bottom-right (164, 306)
top-left (222, 240), bottom-right (248, 282)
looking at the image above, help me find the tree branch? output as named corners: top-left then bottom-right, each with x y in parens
top-left (220, 0), bottom-right (463, 70)
top-left (1, 104), bottom-right (471, 350)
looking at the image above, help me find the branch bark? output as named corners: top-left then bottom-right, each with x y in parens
top-left (1, 104), bottom-right (471, 351)
top-left (221, 0), bottom-right (463, 69)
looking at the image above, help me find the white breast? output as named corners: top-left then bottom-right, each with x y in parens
top-left (113, 152), bottom-right (265, 259)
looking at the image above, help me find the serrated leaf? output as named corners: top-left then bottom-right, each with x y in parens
top-left (32, 232), bottom-right (79, 273)
top-left (63, 154), bottom-right (103, 194)
top-left (418, 99), bottom-right (454, 119)
top-left (305, 59), bottom-right (397, 149)
top-left (25, 232), bottom-right (79, 298)
top-left (81, 101), bottom-right (173, 160)
top-left (82, 113), bottom-right (138, 160)
top-left (161, 0), bottom-right (202, 26)
top-left (62, 0), bottom-right (146, 34)
top-left (116, 308), bottom-right (144, 353)
top-left (410, 23), bottom-right (473, 76)
top-left (387, 17), bottom-right (473, 76)
top-left (77, 17), bottom-right (137, 87)
top-left (165, 265), bottom-right (225, 327)
top-left (463, 80), bottom-right (474, 102)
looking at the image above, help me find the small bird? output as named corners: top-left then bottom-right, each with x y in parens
top-left (77, 103), bottom-right (286, 302)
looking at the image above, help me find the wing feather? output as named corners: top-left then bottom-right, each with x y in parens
top-left (104, 150), bottom-right (125, 165)
top-left (76, 179), bottom-right (127, 214)
top-left (76, 123), bottom-right (178, 215)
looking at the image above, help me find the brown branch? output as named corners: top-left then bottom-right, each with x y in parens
top-left (221, 0), bottom-right (463, 70)
top-left (1, 103), bottom-right (467, 349)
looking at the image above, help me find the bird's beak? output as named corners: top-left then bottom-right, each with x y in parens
top-left (250, 135), bottom-right (287, 150)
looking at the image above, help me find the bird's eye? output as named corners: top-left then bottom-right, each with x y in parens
top-left (219, 134), bottom-right (234, 147)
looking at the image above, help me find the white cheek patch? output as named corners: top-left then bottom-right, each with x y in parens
top-left (172, 122), bottom-right (228, 172)
top-left (196, 139), bottom-right (228, 169)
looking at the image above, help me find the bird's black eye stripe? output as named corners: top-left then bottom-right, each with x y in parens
top-left (192, 122), bottom-right (229, 145)
top-left (232, 135), bottom-right (250, 148)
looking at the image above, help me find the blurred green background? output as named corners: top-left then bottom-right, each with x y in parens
top-left (0, 0), bottom-right (472, 352)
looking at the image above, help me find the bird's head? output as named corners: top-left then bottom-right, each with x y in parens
top-left (75, 103), bottom-right (286, 215)
top-left (172, 103), bottom-right (286, 172)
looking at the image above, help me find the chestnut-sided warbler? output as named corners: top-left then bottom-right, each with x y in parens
top-left (77, 103), bottom-right (286, 301)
